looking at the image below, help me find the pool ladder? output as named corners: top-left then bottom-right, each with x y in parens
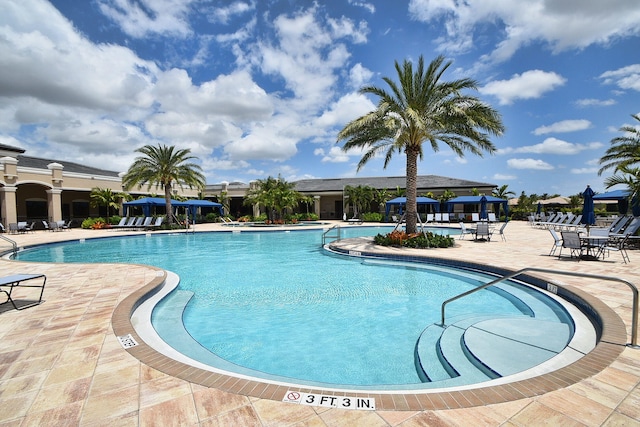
top-left (0, 234), bottom-right (17, 255)
top-left (440, 267), bottom-right (639, 348)
top-left (322, 225), bottom-right (341, 246)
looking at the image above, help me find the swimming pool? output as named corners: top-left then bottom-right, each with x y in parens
top-left (14, 226), bottom-right (593, 392)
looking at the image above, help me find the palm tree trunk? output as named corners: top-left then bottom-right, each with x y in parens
top-left (405, 147), bottom-right (419, 234)
top-left (165, 184), bottom-right (173, 225)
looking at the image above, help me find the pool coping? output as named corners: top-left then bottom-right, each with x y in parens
top-left (110, 237), bottom-right (629, 411)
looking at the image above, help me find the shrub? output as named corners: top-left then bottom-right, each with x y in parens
top-left (361, 212), bottom-right (383, 222)
top-left (81, 217), bottom-right (111, 229)
top-left (373, 230), bottom-right (454, 249)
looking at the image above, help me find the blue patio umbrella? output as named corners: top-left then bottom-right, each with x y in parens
top-left (536, 202), bottom-right (542, 215)
top-left (581, 185), bottom-right (596, 232)
top-left (479, 195), bottom-right (488, 220)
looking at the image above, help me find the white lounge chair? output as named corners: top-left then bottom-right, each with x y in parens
top-left (471, 213), bottom-right (480, 222)
top-left (488, 212), bottom-right (497, 222)
top-left (0, 274), bottom-right (47, 310)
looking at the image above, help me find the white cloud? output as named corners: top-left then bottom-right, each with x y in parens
top-left (575, 98), bottom-right (617, 107)
top-left (493, 173), bottom-right (517, 180)
top-left (317, 146), bottom-right (350, 163)
top-left (348, 1), bottom-right (375, 14)
top-left (98, 0), bottom-right (195, 38)
top-left (571, 167), bottom-right (599, 174)
top-left (348, 63), bottom-right (374, 89)
top-left (315, 92), bottom-right (375, 128)
top-left (480, 70), bottom-right (566, 105)
top-left (513, 137), bottom-right (603, 155)
top-left (507, 158), bottom-right (554, 170)
top-left (533, 119), bottom-right (592, 135)
top-left (408, 0), bottom-right (640, 64)
top-left (599, 64), bottom-right (640, 92)
top-left (208, 1), bottom-right (255, 24)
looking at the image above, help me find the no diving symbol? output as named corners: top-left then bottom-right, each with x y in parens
top-left (287, 392), bottom-right (300, 401)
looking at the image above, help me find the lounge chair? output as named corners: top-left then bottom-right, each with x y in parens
top-left (434, 213), bottom-right (442, 222)
top-left (458, 222), bottom-right (476, 240)
top-left (471, 213), bottom-right (480, 222)
top-left (114, 217), bottom-right (128, 228)
top-left (563, 215), bottom-right (582, 231)
top-left (488, 212), bottom-right (497, 222)
top-left (0, 274), bottom-right (47, 310)
top-left (56, 220), bottom-right (70, 230)
top-left (442, 213), bottom-right (450, 223)
top-left (136, 217), bottom-right (154, 230)
top-left (426, 213), bottom-right (434, 223)
top-left (114, 217), bottom-right (137, 229)
top-left (17, 221), bottom-right (34, 233)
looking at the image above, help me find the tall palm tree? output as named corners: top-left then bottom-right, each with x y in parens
top-left (598, 113), bottom-right (640, 175)
top-left (337, 55), bottom-right (504, 233)
top-left (122, 144), bottom-right (206, 226)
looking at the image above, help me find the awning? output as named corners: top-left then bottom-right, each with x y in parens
top-left (384, 196), bottom-right (439, 219)
top-left (446, 195), bottom-right (509, 218)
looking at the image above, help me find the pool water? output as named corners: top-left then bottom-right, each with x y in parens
top-left (15, 227), bottom-right (572, 387)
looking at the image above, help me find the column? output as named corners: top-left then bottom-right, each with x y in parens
top-left (47, 189), bottom-right (63, 222)
top-left (0, 186), bottom-right (17, 225)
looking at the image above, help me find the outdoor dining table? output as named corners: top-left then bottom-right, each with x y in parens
top-left (579, 235), bottom-right (608, 260)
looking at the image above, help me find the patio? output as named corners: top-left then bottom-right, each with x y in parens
top-left (0, 221), bottom-right (639, 426)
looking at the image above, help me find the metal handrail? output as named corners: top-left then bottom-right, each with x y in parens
top-left (440, 267), bottom-right (639, 348)
top-left (322, 225), bottom-right (340, 246)
top-left (0, 234), bottom-right (17, 254)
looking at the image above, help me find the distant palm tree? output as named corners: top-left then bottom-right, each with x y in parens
top-left (89, 187), bottom-right (126, 218)
top-left (598, 113), bottom-right (640, 175)
top-left (337, 55), bottom-right (504, 233)
top-left (122, 144), bottom-right (206, 226)
top-left (344, 185), bottom-right (375, 218)
top-left (244, 175), bottom-right (302, 222)
top-left (492, 184), bottom-right (515, 199)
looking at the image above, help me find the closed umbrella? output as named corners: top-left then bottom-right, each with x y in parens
top-left (536, 202), bottom-right (542, 215)
top-left (581, 185), bottom-right (596, 233)
top-left (480, 195), bottom-right (488, 220)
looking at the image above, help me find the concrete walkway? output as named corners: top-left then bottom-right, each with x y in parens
top-left (0, 221), bottom-right (639, 426)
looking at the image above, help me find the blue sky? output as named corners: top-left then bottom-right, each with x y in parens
top-left (1, 0), bottom-right (639, 197)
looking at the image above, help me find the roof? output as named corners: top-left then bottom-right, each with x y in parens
top-left (293, 175), bottom-right (496, 193)
top-left (593, 190), bottom-right (629, 200)
top-left (17, 155), bottom-right (121, 178)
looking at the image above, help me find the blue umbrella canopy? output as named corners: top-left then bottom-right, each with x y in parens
top-left (581, 185), bottom-right (596, 229)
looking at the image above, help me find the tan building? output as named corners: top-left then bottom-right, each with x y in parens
top-left (0, 144), bottom-right (198, 228)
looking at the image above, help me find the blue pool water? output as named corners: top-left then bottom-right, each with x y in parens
top-left (15, 227), bottom-right (572, 388)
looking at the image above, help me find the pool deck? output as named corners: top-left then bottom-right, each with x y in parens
top-left (1, 221), bottom-right (639, 426)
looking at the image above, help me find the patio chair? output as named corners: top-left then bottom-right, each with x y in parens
top-left (434, 213), bottom-right (442, 222)
top-left (496, 221), bottom-right (508, 241)
top-left (559, 231), bottom-right (583, 259)
top-left (548, 229), bottom-right (562, 256)
top-left (136, 217), bottom-right (154, 230)
top-left (442, 213), bottom-right (450, 223)
top-left (56, 220), bottom-right (70, 230)
top-left (458, 222), bottom-right (476, 240)
top-left (471, 213), bottom-right (480, 222)
top-left (474, 222), bottom-right (492, 241)
top-left (426, 213), bottom-right (434, 223)
top-left (147, 216), bottom-right (164, 230)
top-left (0, 274), bottom-right (47, 310)
top-left (18, 221), bottom-right (34, 233)
top-left (488, 212), bottom-right (497, 222)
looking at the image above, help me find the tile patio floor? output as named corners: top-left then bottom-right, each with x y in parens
top-left (0, 220), bottom-right (639, 426)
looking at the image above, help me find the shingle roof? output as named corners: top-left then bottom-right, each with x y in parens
top-left (293, 175), bottom-right (495, 192)
top-left (17, 155), bottom-right (121, 178)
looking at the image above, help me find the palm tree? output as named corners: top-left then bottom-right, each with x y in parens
top-left (337, 55), bottom-right (504, 233)
top-left (89, 187), bottom-right (127, 218)
top-left (604, 165), bottom-right (640, 213)
top-left (344, 185), bottom-right (375, 218)
top-left (492, 184), bottom-right (515, 200)
top-left (244, 175), bottom-right (302, 222)
top-left (122, 144), bottom-right (206, 226)
top-left (599, 114), bottom-right (640, 175)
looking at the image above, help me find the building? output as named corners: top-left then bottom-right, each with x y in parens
top-left (0, 144), bottom-right (197, 227)
top-left (205, 175), bottom-right (497, 220)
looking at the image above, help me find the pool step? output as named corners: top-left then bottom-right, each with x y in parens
top-left (416, 315), bottom-right (573, 387)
